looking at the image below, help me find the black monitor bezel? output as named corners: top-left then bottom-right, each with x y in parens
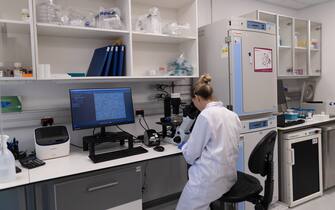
top-left (69, 87), bottom-right (135, 131)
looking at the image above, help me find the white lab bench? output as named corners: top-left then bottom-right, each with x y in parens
top-left (0, 165), bottom-right (29, 191)
top-left (29, 143), bottom-right (181, 183)
top-left (0, 143), bottom-right (186, 210)
top-left (277, 117), bottom-right (335, 132)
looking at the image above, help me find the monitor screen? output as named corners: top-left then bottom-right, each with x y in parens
top-left (69, 88), bottom-right (135, 130)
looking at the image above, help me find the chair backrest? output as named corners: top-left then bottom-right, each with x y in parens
top-left (248, 130), bottom-right (277, 177)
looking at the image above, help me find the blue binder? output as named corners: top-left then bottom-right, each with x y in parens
top-left (117, 45), bottom-right (125, 76)
top-left (110, 45), bottom-right (119, 76)
top-left (102, 46), bottom-right (114, 76)
top-left (86, 46), bottom-right (110, 76)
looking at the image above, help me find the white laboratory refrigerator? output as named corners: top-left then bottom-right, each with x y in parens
top-left (199, 18), bottom-right (278, 210)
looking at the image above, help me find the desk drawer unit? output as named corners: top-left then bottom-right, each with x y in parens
top-left (35, 165), bottom-right (142, 210)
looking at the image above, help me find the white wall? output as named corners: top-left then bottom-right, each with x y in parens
top-left (298, 2), bottom-right (335, 101)
top-left (198, 0), bottom-right (297, 27)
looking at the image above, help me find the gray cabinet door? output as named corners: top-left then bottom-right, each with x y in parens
top-left (0, 186), bottom-right (27, 210)
top-left (142, 155), bottom-right (188, 202)
top-left (35, 165), bottom-right (141, 210)
top-left (323, 128), bottom-right (335, 189)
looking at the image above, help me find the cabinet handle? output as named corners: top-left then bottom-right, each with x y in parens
top-left (87, 181), bottom-right (119, 192)
top-left (291, 149), bottom-right (295, 166)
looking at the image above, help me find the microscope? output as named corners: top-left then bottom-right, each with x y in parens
top-left (160, 93), bottom-right (199, 145)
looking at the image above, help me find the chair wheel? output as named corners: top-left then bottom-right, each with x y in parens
top-left (210, 201), bottom-right (224, 210)
top-left (255, 203), bottom-right (265, 210)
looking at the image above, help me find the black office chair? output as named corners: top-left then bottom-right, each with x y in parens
top-left (210, 130), bottom-right (277, 210)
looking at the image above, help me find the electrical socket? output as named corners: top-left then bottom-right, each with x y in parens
top-left (136, 109), bottom-right (145, 117)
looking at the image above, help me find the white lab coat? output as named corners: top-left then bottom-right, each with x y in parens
top-left (176, 101), bottom-right (241, 210)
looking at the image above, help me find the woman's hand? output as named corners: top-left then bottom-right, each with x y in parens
top-left (178, 141), bottom-right (187, 150)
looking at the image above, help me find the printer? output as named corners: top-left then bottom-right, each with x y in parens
top-left (34, 126), bottom-right (70, 160)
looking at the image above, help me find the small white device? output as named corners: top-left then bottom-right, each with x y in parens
top-left (301, 101), bottom-right (335, 117)
top-left (34, 126), bottom-right (70, 160)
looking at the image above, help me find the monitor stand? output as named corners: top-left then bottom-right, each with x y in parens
top-left (82, 127), bottom-right (126, 151)
top-left (82, 126), bottom-right (148, 163)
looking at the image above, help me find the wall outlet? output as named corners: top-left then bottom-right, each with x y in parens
top-left (136, 109), bottom-right (145, 117)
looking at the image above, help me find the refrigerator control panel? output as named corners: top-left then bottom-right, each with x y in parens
top-left (241, 116), bottom-right (277, 134)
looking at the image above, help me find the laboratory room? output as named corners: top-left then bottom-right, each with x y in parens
top-left (0, 0), bottom-right (334, 210)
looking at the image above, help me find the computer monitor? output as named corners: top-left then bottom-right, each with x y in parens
top-left (69, 88), bottom-right (135, 135)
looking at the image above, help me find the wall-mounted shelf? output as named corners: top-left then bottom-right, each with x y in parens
top-left (132, 32), bottom-right (196, 44)
top-left (0, 20), bottom-right (30, 34)
top-left (295, 47), bottom-right (308, 52)
top-left (36, 23), bottom-right (130, 39)
top-left (279, 46), bottom-right (291, 49)
top-left (39, 75), bottom-right (197, 81)
top-left (0, 19), bottom-right (31, 34)
top-left (277, 75), bottom-right (309, 80)
top-left (1, 0), bottom-right (198, 81)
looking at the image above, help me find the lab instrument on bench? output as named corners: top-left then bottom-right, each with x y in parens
top-left (34, 125), bottom-right (70, 160)
top-left (143, 129), bottom-right (160, 147)
top-left (199, 18), bottom-right (277, 116)
top-left (160, 97), bottom-right (199, 145)
top-left (69, 88), bottom-right (148, 163)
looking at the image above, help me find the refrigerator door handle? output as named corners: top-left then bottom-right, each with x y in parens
top-left (291, 148), bottom-right (295, 166)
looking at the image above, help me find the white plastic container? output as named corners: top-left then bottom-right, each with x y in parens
top-left (147, 7), bottom-right (161, 34)
top-left (0, 135), bottom-right (16, 183)
top-left (36, 0), bottom-right (61, 24)
top-left (13, 62), bottom-right (22, 78)
top-left (0, 62), bottom-right (4, 77)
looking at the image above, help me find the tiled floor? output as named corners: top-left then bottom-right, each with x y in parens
top-left (291, 188), bottom-right (335, 210)
top-left (146, 188), bottom-right (335, 210)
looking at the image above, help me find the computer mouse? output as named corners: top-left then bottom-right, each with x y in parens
top-left (153, 145), bottom-right (165, 152)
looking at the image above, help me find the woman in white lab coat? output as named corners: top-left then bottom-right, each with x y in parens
top-left (176, 74), bottom-right (242, 210)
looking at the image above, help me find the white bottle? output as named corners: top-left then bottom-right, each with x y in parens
top-left (0, 62), bottom-right (4, 77)
top-left (37, 0), bottom-right (61, 24)
top-left (0, 135), bottom-right (16, 183)
top-left (13, 62), bottom-right (22, 78)
top-left (148, 7), bottom-right (161, 34)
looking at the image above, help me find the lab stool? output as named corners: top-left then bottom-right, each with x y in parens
top-left (211, 131), bottom-right (277, 210)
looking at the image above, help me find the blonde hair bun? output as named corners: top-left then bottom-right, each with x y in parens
top-left (192, 74), bottom-right (213, 99)
top-left (199, 74), bottom-right (212, 84)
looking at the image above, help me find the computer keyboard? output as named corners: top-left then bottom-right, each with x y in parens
top-left (19, 155), bottom-right (45, 169)
top-left (90, 146), bottom-right (148, 163)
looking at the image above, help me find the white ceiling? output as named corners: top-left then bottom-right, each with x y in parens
top-left (257, 0), bottom-right (333, 10)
